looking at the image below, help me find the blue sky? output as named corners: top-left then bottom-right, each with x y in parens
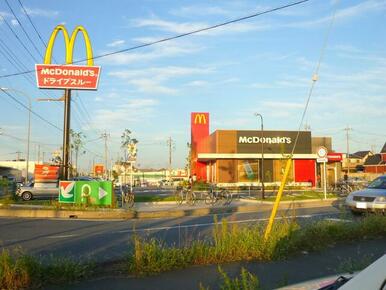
top-left (0, 0), bottom-right (385, 170)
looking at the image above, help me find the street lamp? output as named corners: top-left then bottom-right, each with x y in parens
top-left (254, 113), bottom-right (265, 199)
top-left (1, 87), bottom-right (31, 184)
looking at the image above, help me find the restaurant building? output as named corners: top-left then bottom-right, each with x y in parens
top-left (190, 112), bottom-right (337, 187)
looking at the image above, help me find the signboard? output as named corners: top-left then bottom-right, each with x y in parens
top-left (94, 164), bottom-right (105, 175)
top-left (36, 24), bottom-right (101, 90)
top-left (59, 181), bottom-right (76, 203)
top-left (34, 164), bottom-right (59, 183)
top-left (58, 180), bottom-right (113, 206)
top-left (327, 153), bottom-right (343, 162)
top-left (36, 64), bottom-right (101, 90)
top-left (237, 131), bottom-right (312, 154)
top-left (317, 157), bottom-right (328, 163)
top-left (317, 146), bottom-right (328, 158)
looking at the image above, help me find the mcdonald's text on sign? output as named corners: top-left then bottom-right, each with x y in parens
top-left (36, 64), bottom-right (101, 90)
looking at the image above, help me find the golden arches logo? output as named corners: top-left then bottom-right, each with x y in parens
top-left (194, 114), bottom-right (207, 124)
top-left (44, 25), bottom-right (94, 66)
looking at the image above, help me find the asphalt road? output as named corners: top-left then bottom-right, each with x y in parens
top-left (0, 205), bottom-right (348, 262)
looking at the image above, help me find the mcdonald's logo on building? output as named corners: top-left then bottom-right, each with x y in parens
top-left (35, 25), bottom-right (101, 90)
top-left (193, 113), bottom-right (208, 125)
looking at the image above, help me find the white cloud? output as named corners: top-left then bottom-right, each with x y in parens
top-left (132, 17), bottom-right (270, 36)
top-left (128, 79), bottom-right (177, 95)
top-left (110, 66), bottom-right (213, 80)
top-left (10, 19), bottom-right (18, 26)
top-left (170, 5), bottom-right (230, 17)
top-left (102, 41), bottom-right (202, 65)
top-left (109, 66), bottom-right (213, 95)
top-left (185, 80), bottom-right (208, 87)
top-left (286, 0), bottom-right (386, 28)
top-left (23, 7), bottom-right (59, 18)
top-left (92, 98), bottom-right (158, 128)
top-left (107, 40), bottom-right (125, 47)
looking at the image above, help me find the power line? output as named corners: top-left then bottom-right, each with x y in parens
top-left (0, 88), bottom-right (62, 131)
top-left (4, 0), bottom-right (44, 59)
top-left (17, 0), bottom-right (47, 49)
top-left (0, 14), bottom-right (39, 63)
top-left (0, 0), bottom-right (311, 79)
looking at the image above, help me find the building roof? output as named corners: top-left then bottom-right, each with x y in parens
top-left (364, 154), bottom-right (385, 166)
top-left (381, 142), bottom-right (386, 153)
top-left (349, 150), bottom-right (371, 159)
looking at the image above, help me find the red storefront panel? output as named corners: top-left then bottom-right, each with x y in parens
top-left (294, 159), bottom-right (316, 186)
top-left (191, 112), bottom-right (209, 181)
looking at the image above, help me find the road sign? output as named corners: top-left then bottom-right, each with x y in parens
top-left (317, 157), bottom-right (328, 163)
top-left (36, 64), bottom-right (101, 90)
top-left (59, 181), bottom-right (76, 203)
top-left (58, 181), bottom-right (113, 206)
top-left (317, 146), bottom-right (328, 158)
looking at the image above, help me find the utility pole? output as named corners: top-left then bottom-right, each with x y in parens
top-left (37, 145), bottom-right (41, 164)
top-left (62, 89), bottom-right (71, 180)
top-left (101, 131), bottom-right (110, 179)
top-left (344, 127), bottom-right (352, 176)
top-left (16, 151), bottom-right (22, 161)
top-left (166, 137), bottom-right (174, 181)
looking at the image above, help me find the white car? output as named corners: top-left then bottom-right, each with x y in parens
top-left (345, 175), bottom-right (386, 214)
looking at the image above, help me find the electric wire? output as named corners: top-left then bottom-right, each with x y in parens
top-left (0, 88), bottom-right (62, 131)
top-left (16, 0), bottom-right (59, 64)
top-left (0, 0), bottom-right (311, 79)
top-left (290, 2), bottom-right (338, 156)
top-left (0, 14), bottom-right (39, 63)
top-left (3, 0), bottom-right (44, 59)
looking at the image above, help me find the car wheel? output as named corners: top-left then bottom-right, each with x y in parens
top-left (21, 191), bottom-right (33, 201)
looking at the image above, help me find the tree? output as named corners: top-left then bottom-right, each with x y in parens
top-left (185, 142), bottom-right (192, 176)
top-left (120, 129), bottom-right (138, 161)
top-left (70, 130), bottom-right (86, 176)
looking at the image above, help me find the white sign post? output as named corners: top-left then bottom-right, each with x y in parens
top-left (317, 147), bottom-right (328, 200)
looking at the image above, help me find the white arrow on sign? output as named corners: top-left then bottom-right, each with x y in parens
top-left (98, 187), bottom-right (108, 200)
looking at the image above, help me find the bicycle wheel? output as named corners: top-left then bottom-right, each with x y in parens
top-left (127, 194), bottom-right (135, 208)
top-left (174, 189), bottom-right (184, 205)
top-left (221, 189), bottom-right (232, 205)
top-left (205, 191), bottom-right (216, 205)
top-left (186, 190), bottom-right (197, 206)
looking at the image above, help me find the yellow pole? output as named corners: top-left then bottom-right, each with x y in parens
top-left (264, 157), bottom-right (292, 240)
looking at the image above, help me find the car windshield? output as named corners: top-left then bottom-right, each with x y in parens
top-left (367, 177), bottom-right (386, 189)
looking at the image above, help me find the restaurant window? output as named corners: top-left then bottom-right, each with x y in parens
top-left (237, 160), bottom-right (259, 182)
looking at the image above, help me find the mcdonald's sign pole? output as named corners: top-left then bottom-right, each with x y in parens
top-left (63, 89), bottom-right (71, 180)
top-left (36, 25), bottom-right (101, 180)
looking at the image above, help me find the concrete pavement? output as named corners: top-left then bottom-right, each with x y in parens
top-left (0, 205), bottom-right (347, 262)
top-left (0, 197), bottom-right (343, 220)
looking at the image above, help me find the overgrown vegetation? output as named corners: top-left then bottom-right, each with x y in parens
top-left (199, 267), bottom-right (261, 290)
top-left (128, 215), bottom-right (386, 276)
top-left (0, 249), bottom-right (94, 289)
top-left (1, 215), bottom-right (385, 289)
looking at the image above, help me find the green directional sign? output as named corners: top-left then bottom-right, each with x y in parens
top-left (59, 180), bottom-right (113, 206)
top-left (59, 181), bottom-right (76, 203)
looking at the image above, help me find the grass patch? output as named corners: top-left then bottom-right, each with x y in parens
top-left (199, 267), bottom-right (261, 290)
top-left (128, 215), bottom-right (386, 276)
top-left (134, 195), bottom-right (175, 203)
top-left (0, 249), bottom-right (94, 289)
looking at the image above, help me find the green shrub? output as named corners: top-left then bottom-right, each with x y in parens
top-left (128, 215), bottom-right (386, 276)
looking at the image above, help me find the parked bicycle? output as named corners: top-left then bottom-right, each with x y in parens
top-left (205, 184), bottom-right (232, 205)
top-left (174, 186), bottom-right (198, 205)
top-left (121, 185), bottom-right (134, 208)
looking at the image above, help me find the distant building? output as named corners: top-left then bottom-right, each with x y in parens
top-left (342, 151), bottom-right (374, 173)
top-left (363, 142), bottom-right (386, 174)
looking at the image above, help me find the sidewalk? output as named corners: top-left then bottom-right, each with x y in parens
top-left (0, 197), bottom-right (343, 220)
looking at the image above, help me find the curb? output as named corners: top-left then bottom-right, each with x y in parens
top-left (0, 199), bottom-right (343, 220)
